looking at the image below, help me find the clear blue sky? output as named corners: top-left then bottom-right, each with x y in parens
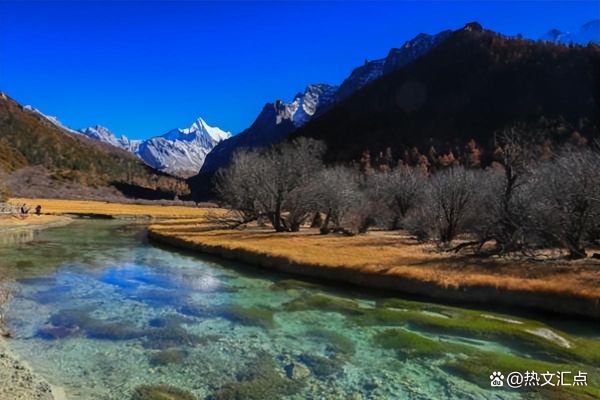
top-left (0, 1), bottom-right (597, 139)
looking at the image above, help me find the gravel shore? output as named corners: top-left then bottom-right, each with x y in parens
top-left (0, 339), bottom-right (61, 400)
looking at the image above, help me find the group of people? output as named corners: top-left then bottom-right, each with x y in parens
top-left (19, 204), bottom-right (42, 217)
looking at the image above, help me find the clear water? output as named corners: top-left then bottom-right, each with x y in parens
top-left (0, 221), bottom-right (596, 399)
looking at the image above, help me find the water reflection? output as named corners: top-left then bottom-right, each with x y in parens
top-left (0, 228), bottom-right (35, 246)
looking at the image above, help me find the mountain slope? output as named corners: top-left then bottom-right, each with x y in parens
top-left (197, 84), bottom-right (336, 179)
top-left (291, 23), bottom-right (600, 165)
top-left (0, 93), bottom-right (188, 199)
top-left (79, 125), bottom-right (140, 152)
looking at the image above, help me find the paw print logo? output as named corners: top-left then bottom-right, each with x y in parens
top-left (490, 371), bottom-right (504, 387)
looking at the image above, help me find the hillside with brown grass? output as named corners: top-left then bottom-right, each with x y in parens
top-left (0, 93), bottom-right (189, 200)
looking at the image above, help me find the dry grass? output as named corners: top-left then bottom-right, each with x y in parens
top-left (9, 198), bottom-right (218, 219)
top-left (150, 222), bottom-right (600, 301)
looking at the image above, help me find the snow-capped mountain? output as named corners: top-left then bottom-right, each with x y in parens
top-left (78, 118), bottom-right (231, 177)
top-left (23, 105), bottom-right (79, 134)
top-left (275, 84), bottom-right (338, 127)
top-left (26, 105), bottom-right (230, 178)
top-left (136, 118), bottom-right (231, 177)
top-left (79, 125), bottom-right (140, 152)
top-left (541, 20), bottom-right (599, 45)
top-left (197, 84), bottom-right (337, 180)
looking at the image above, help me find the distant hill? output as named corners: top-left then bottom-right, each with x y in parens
top-left (290, 23), bottom-right (600, 166)
top-left (0, 93), bottom-right (188, 200)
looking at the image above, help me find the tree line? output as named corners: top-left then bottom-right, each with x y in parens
top-left (214, 136), bottom-right (600, 259)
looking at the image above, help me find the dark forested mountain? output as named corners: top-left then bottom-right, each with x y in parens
top-left (0, 93), bottom-right (188, 199)
top-left (191, 28), bottom-right (453, 198)
top-left (291, 23), bottom-right (600, 166)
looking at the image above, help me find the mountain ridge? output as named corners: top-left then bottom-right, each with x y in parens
top-left (194, 26), bottom-right (455, 190)
top-left (25, 107), bottom-right (232, 178)
top-left (289, 23), bottom-right (600, 166)
top-left (1, 93), bottom-right (188, 200)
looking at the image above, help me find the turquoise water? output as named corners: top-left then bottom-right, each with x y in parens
top-left (0, 221), bottom-right (597, 399)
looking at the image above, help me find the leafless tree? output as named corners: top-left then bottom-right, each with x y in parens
top-left (469, 137), bottom-right (538, 255)
top-left (530, 148), bottom-right (600, 259)
top-left (372, 166), bottom-right (424, 229)
top-left (213, 149), bottom-right (263, 228)
top-left (312, 166), bottom-right (361, 234)
top-left (414, 166), bottom-right (479, 245)
top-left (214, 138), bottom-right (326, 232)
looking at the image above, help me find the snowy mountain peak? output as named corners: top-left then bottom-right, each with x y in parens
top-left (78, 117), bottom-right (230, 177)
top-left (134, 117), bottom-right (231, 177)
top-left (182, 117), bottom-right (232, 142)
top-left (274, 84), bottom-right (338, 127)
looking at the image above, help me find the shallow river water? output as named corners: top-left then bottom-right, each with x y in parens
top-left (0, 221), bottom-right (598, 399)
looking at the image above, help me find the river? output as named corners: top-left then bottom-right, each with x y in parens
top-left (0, 220), bottom-right (598, 399)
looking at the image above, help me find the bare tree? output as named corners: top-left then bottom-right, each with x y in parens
top-left (372, 166), bottom-right (424, 229)
top-left (213, 149), bottom-right (263, 228)
top-left (530, 148), bottom-right (600, 259)
top-left (312, 166), bottom-right (361, 234)
top-left (214, 138), bottom-right (326, 232)
top-left (470, 137), bottom-right (537, 255)
top-left (416, 166), bottom-right (479, 245)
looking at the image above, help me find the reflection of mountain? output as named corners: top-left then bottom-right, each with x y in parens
top-left (291, 23), bottom-right (600, 164)
top-left (541, 20), bottom-right (600, 45)
top-left (0, 93), bottom-right (187, 200)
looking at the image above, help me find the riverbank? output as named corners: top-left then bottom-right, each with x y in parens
top-left (149, 222), bottom-right (600, 319)
top-left (9, 198), bottom-right (215, 220)
top-left (0, 338), bottom-right (65, 400)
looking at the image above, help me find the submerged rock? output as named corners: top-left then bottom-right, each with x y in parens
top-left (142, 325), bottom-right (204, 349)
top-left (131, 384), bottom-right (196, 400)
top-left (37, 325), bottom-right (78, 340)
top-left (149, 349), bottom-right (188, 367)
top-left (284, 362), bottom-right (311, 380)
top-left (306, 329), bottom-right (355, 359)
top-left (219, 305), bottom-right (275, 329)
top-left (297, 354), bottom-right (343, 380)
top-left (176, 304), bottom-right (214, 319)
top-left (283, 294), bottom-right (363, 316)
top-left (148, 315), bottom-right (194, 328)
top-left (210, 353), bottom-right (304, 400)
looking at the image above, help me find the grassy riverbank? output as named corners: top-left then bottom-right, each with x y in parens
top-left (149, 221), bottom-right (600, 319)
top-left (9, 198), bottom-right (215, 219)
top-left (4, 198), bottom-right (599, 318)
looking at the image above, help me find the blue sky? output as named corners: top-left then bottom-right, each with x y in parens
top-left (0, 1), bottom-right (597, 139)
